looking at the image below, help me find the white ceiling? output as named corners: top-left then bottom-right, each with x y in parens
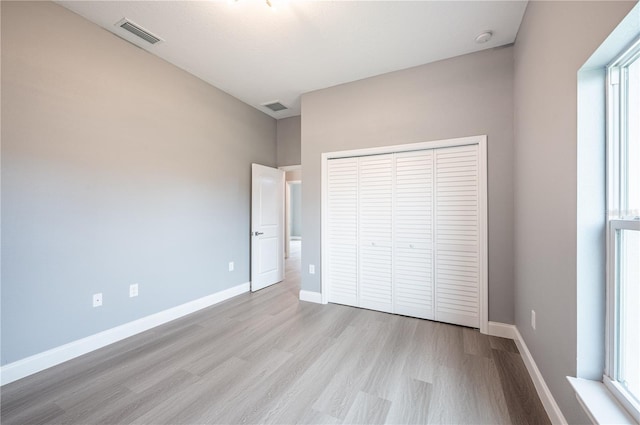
top-left (56, 1), bottom-right (527, 119)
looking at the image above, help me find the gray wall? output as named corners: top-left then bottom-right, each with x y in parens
top-left (277, 116), bottom-right (302, 166)
top-left (301, 46), bottom-right (515, 324)
top-left (290, 183), bottom-right (302, 238)
top-left (1, 1), bottom-right (276, 365)
top-left (512, 1), bottom-right (635, 423)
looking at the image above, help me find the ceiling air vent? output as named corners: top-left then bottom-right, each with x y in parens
top-left (263, 101), bottom-right (288, 112)
top-left (115, 18), bottom-right (163, 45)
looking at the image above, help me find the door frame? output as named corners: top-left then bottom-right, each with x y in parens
top-left (279, 165), bottom-right (301, 260)
top-left (320, 135), bottom-right (488, 334)
top-left (285, 181), bottom-right (302, 259)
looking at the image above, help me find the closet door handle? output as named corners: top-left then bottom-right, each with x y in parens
top-left (253, 231), bottom-right (264, 236)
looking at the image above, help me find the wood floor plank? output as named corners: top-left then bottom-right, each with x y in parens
top-left (430, 321), bottom-right (466, 369)
top-left (52, 384), bottom-right (133, 425)
top-left (463, 327), bottom-right (493, 358)
top-left (203, 335), bottom-right (336, 424)
top-left (298, 408), bottom-right (342, 425)
top-left (75, 322), bottom-right (212, 396)
top-left (0, 401), bottom-right (64, 425)
top-left (401, 318), bottom-right (438, 383)
top-left (490, 335), bottom-right (520, 353)
top-left (312, 318), bottom-right (391, 419)
top-left (131, 356), bottom-right (250, 425)
top-left (342, 391), bottom-right (392, 425)
top-left (360, 316), bottom-right (419, 400)
top-left (187, 348), bottom-right (296, 424)
top-left (259, 324), bottom-right (375, 424)
top-left (93, 369), bottom-right (200, 425)
top-left (385, 376), bottom-right (433, 425)
top-left (268, 303), bottom-right (355, 357)
top-left (467, 356), bottom-right (512, 424)
top-left (492, 348), bottom-right (551, 425)
top-left (122, 319), bottom-right (244, 393)
top-left (179, 304), bottom-right (300, 377)
top-left (233, 303), bottom-right (325, 362)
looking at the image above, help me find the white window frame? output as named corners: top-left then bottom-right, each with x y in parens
top-left (605, 219), bottom-right (640, 423)
top-left (605, 35), bottom-right (640, 423)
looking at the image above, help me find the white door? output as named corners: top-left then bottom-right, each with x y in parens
top-left (394, 150), bottom-right (434, 320)
top-left (358, 154), bottom-right (394, 313)
top-left (327, 157), bottom-right (359, 307)
top-left (434, 145), bottom-right (480, 328)
top-left (324, 140), bottom-right (485, 329)
top-left (251, 164), bottom-right (284, 292)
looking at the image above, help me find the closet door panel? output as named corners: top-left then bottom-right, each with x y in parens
top-left (327, 158), bottom-right (359, 307)
top-left (359, 155), bottom-right (393, 313)
top-left (394, 151), bottom-right (434, 320)
top-left (434, 145), bottom-right (480, 328)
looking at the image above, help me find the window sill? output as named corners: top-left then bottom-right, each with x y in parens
top-left (567, 377), bottom-right (637, 425)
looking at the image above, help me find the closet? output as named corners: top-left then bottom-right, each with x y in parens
top-left (324, 138), bottom-right (485, 329)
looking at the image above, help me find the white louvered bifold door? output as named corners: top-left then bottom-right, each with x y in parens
top-left (327, 157), bottom-right (359, 307)
top-left (394, 151), bottom-right (434, 320)
top-left (326, 141), bottom-right (483, 328)
top-left (358, 154), bottom-right (394, 313)
top-left (434, 145), bottom-right (480, 328)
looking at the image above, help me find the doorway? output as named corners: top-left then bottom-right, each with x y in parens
top-left (280, 165), bottom-right (302, 261)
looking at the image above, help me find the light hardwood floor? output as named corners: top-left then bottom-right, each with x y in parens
top-left (1, 241), bottom-right (550, 424)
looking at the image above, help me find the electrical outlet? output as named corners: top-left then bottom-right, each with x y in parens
top-left (129, 283), bottom-right (139, 298)
top-left (228, 261), bottom-right (234, 272)
top-left (309, 264), bottom-right (315, 274)
top-left (93, 293), bottom-right (102, 307)
top-left (531, 310), bottom-right (536, 330)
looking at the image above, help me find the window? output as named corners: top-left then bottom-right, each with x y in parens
top-left (605, 36), bottom-right (640, 422)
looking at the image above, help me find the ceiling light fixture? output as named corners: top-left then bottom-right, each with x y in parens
top-left (475, 31), bottom-right (493, 44)
top-left (233, 0), bottom-right (273, 7)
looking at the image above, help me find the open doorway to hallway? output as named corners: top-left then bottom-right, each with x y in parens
top-left (281, 165), bottom-right (302, 263)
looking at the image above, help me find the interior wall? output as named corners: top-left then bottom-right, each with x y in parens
top-left (277, 116), bottom-right (302, 167)
top-left (1, 1), bottom-right (276, 365)
top-left (512, 1), bottom-right (635, 423)
top-left (301, 46), bottom-right (515, 324)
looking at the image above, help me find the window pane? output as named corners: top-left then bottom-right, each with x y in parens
top-left (626, 58), bottom-right (639, 216)
top-left (618, 228), bottom-right (640, 403)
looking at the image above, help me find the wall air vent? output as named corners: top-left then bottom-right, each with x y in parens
top-left (115, 18), bottom-right (163, 45)
top-left (263, 101), bottom-right (288, 112)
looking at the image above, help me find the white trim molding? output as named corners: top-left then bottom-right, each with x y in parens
top-left (487, 321), bottom-right (518, 339)
top-left (568, 377), bottom-right (636, 425)
top-left (513, 327), bottom-right (569, 425)
top-left (299, 290), bottom-right (323, 304)
top-left (0, 282), bottom-right (250, 386)
top-left (278, 164), bottom-right (301, 172)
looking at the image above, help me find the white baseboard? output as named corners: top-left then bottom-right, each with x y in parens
top-left (513, 327), bottom-right (568, 425)
top-left (487, 321), bottom-right (518, 339)
top-left (0, 282), bottom-right (250, 386)
top-left (299, 290), bottom-right (322, 304)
